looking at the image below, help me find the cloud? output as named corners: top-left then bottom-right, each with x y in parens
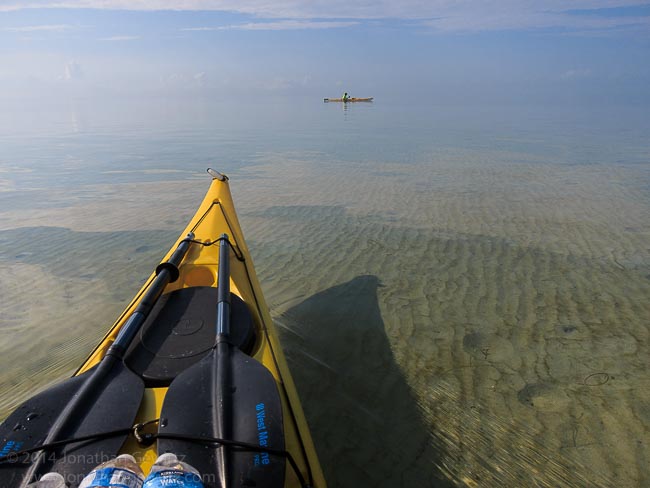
top-left (183, 20), bottom-right (358, 31)
top-left (423, 8), bottom-right (650, 33)
top-left (229, 20), bottom-right (359, 30)
top-left (158, 71), bottom-right (208, 89)
top-left (181, 26), bottom-right (216, 31)
top-left (2, 24), bottom-right (73, 32)
top-left (193, 71), bottom-right (206, 86)
top-left (0, 1), bottom-right (648, 35)
top-left (64, 60), bottom-right (83, 80)
top-left (98, 35), bottom-right (140, 41)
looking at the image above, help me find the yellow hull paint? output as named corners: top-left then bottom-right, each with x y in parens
top-left (323, 97), bottom-right (373, 102)
top-left (76, 175), bottom-right (326, 487)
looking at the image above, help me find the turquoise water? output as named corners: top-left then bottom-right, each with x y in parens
top-left (1, 97), bottom-right (649, 487)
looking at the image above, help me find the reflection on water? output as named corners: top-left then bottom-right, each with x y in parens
top-left (0, 98), bottom-right (648, 487)
top-left (327, 98), bottom-right (375, 120)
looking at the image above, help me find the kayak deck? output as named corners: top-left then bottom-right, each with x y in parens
top-left (0, 173), bottom-right (325, 487)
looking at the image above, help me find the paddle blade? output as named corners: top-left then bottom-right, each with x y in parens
top-left (0, 365), bottom-right (144, 488)
top-left (0, 373), bottom-right (88, 486)
top-left (159, 348), bottom-right (285, 488)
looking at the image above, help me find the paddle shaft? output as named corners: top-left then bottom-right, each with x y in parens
top-left (111, 233), bottom-right (195, 352)
top-left (22, 233), bottom-right (195, 485)
top-left (216, 233), bottom-right (231, 338)
top-left (215, 233), bottom-right (232, 488)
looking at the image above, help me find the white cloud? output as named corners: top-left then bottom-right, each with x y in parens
top-left (181, 26), bottom-right (216, 31)
top-left (230, 20), bottom-right (359, 30)
top-left (424, 9), bottom-right (650, 33)
top-left (0, 1), bottom-right (648, 34)
top-left (3, 24), bottom-right (73, 32)
top-left (193, 71), bottom-right (206, 86)
top-left (158, 71), bottom-right (208, 89)
top-left (98, 35), bottom-right (140, 41)
top-left (183, 20), bottom-right (358, 31)
top-left (64, 60), bottom-right (83, 80)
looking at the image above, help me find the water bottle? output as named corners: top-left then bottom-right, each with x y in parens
top-left (79, 454), bottom-right (145, 488)
top-left (26, 472), bottom-right (66, 488)
top-left (143, 453), bottom-right (204, 488)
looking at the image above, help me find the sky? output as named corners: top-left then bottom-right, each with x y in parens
top-left (1, 1), bottom-right (649, 105)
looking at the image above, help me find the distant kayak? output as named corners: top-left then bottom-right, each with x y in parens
top-left (324, 97), bottom-right (373, 103)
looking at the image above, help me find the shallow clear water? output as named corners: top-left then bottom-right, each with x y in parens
top-left (1, 97), bottom-right (649, 487)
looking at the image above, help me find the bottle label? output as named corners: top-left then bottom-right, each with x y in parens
top-left (143, 470), bottom-right (204, 488)
top-left (79, 467), bottom-right (144, 488)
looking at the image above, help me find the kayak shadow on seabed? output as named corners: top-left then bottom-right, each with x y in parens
top-left (276, 275), bottom-right (453, 488)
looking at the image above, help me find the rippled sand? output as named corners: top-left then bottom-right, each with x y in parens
top-left (235, 153), bottom-right (649, 487)
top-left (0, 149), bottom-right (648, 487)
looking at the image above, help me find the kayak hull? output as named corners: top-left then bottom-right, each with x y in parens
top-left (84, 174), bottom-right (326, 486)
top-left (323, 97), bottom-right (373, 102)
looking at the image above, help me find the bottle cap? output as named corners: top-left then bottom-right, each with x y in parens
top-left (40, 474), bottom-right (65, 481)
top-left (155, 453), bottom-right (179, 464)
top-left (116, 454), bottom-right (138, 464)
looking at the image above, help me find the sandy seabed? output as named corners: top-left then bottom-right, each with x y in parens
top-left (0, 149), bottom-right (648, 487)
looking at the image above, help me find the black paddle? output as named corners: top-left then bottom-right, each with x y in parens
top-left (0, 233), bottom-right (195, 487)
top-left (158, 234), bottom-right (286, 488)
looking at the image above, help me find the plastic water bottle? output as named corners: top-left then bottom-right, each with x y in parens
top-left (143, 453), bottom-right (204, 488)
top-left (26, 473), bottom-right (66, 488)
top-left (79, 454), bottom-right (145, 488)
